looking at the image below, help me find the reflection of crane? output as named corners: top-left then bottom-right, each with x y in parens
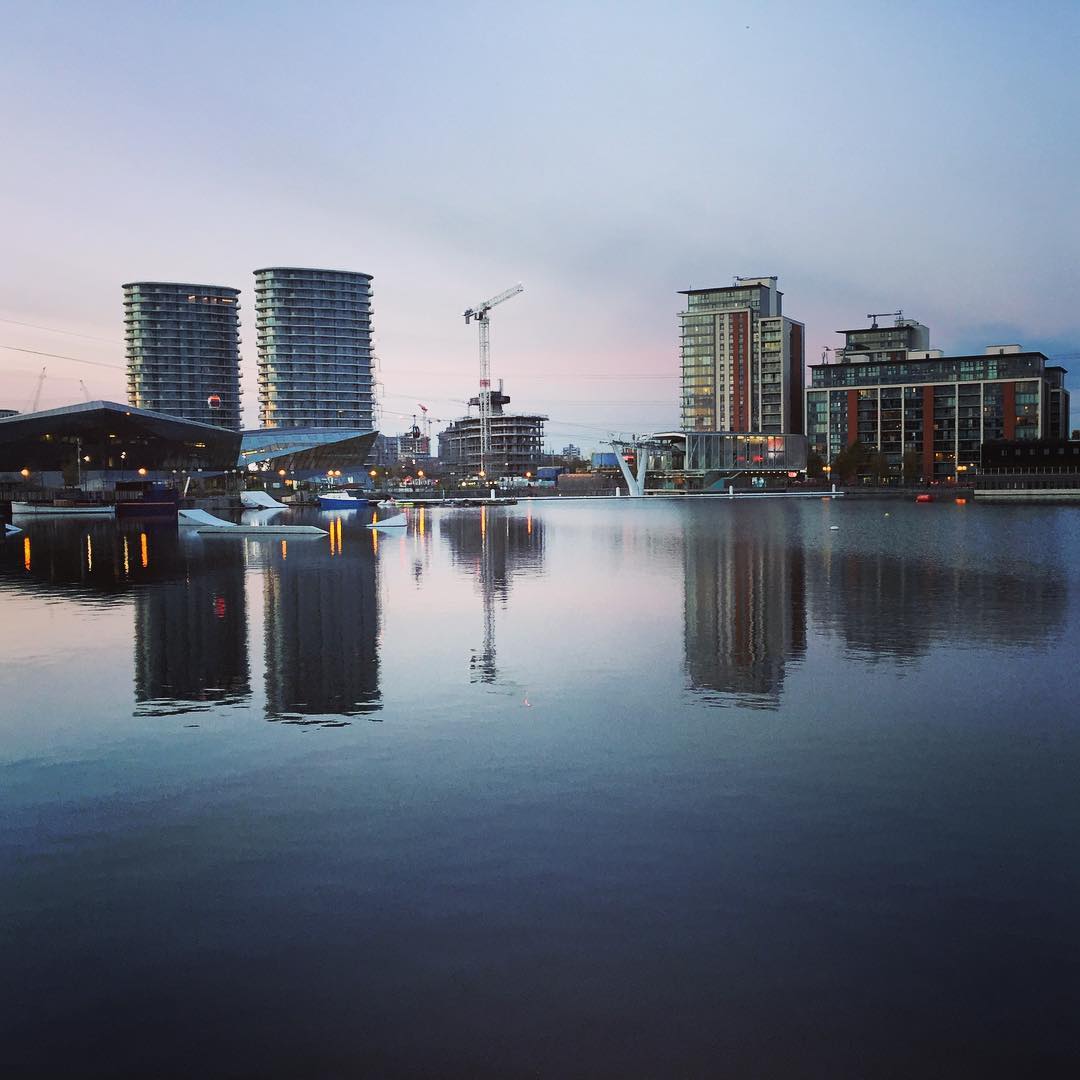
top-left (28, 367), bottom-right (46, 412)
top-left (471, 507), bottom-right (498, 684)
top-left (463, 284), bottom-right (523, 478)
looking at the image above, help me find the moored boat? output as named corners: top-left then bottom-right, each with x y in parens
top-left (115, 481), bottom-right (180, 519)
top-left (319, 491), bottom-right (368, 510)
top-left (11, 501), bottom-right (115, 517)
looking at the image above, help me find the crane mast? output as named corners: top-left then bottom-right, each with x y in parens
top-left (463, 284), bottom-right (523, 480)
top-left (28, 366), bottom-right (46, 412)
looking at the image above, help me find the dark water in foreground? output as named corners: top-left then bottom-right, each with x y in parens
top-left (1, 498), bottom-right (1078, 1077)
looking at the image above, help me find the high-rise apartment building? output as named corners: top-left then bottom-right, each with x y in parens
top-left (680, 276), bottom-right (804, 434)
top-left (123, 282), bottom-right (242, 430)
top-left (254, 267), bottom-right (374, 429)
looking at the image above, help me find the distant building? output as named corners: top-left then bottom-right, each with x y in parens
top-left (679, 276), bottom-right (804, 434)
top-left (0, 409), bottom-right (18, 419)
top-left (561, 443), bottom-right (582, 459)
top-left (806, 320), bottom-right (1071, 482)
top-left (367, 433), bottom-right (402, 467)
top-left (438, 383), bottom-right (546, 476)
top-left (123, 281), bottom-right (242, 430)
top-left (398, 417), bottom-right (432, 463)
top-left (254, 267), bottom-right (374, 429)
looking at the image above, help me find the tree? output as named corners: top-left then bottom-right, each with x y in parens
top-left (902, 448), bottom-right (922, 486)
top-left (867, 451), bottom-right (890, 484)
top-left (831, 440), bottom-right (870, 484)
top-left (806, 451), bottom-right (825, 480)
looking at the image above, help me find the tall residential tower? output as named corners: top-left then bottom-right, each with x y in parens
top-left (254, 267), bottom-right (374, 429)
top-left (123, 282), bottom-right (242, 430)
top-left (680, 276), bottom-right (804, 434)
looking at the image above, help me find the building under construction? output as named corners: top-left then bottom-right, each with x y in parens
top-left (437, 382), bottom-right (546, 477)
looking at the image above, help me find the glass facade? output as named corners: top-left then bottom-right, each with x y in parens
top-left (811, 353), bottom-right (1043, 389)
top-left (804, 352), bottom-right (1062, 480)
top-left (679, 279), bottom-right (802, 435)
top-left (255, 268), bottom-right (374, 429)
top-left (123, 282), bottom-right (242, 431)
top-left (238, 428), bottom-right (378, 476)
top-left (683, 432), bottom-right (806, 473)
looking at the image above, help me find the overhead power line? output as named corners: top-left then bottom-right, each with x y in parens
top-left (0, 344), bottom-right (125, 370)
top-left (0, 317), bottom-right (123, 345)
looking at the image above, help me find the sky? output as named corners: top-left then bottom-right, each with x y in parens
top-left (1, 0), bottom-right (1078, 451)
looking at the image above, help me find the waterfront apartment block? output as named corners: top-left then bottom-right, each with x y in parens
top-left (805, 319), bottom-right (1070, 482)
top-left (680, 277), bottom-right (804, 434)
top-left (255, 267), bottom-right (374, 429)
top-left (123, 282), bottom-right (242, 430)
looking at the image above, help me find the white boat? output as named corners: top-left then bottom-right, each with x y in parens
top-left (4, 523), bottom-right (23, 537)
top-left (240, 490), bottom-right (288, 510)
top-left (178, 508), bottom-right (327, 536)
top-left (366, 513), bottom-right (408, 529)
top-left (11, 501), bottom-right (115, 517)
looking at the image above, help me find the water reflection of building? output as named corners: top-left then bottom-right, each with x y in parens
top-left (0, 520), bottom-right (189, 601)
top-left (263, 526), bottom-right (380, 718)
top-left (133, 541), bottom-right (250, 713)
top-left (440, 508), bottom-right (546, 683)
top-left (683, 509), bottom-right (807, 708)
top-left (806, 546), bottom-right (1068, 660)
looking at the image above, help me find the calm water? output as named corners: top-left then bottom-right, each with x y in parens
top-left (1, 499), bottom-right (1078, 1077)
